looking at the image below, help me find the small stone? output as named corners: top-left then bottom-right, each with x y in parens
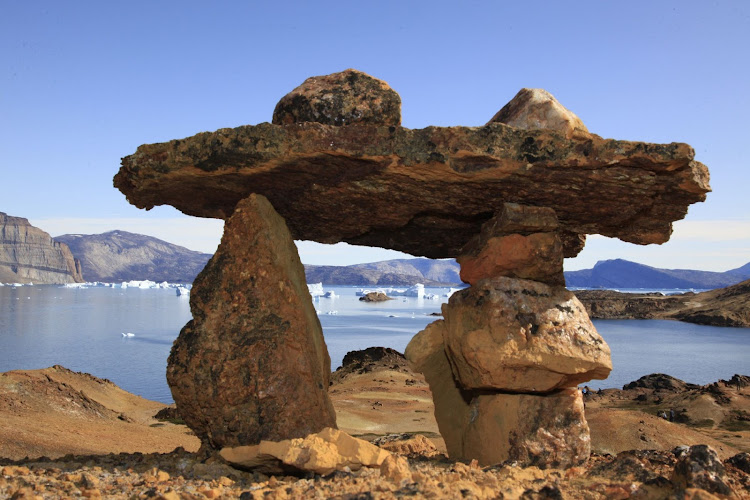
top-left (81, 489), bottom-right (101, 499)
top-left (376, 434), bottom-right (438, 457)
top-left (3, 466), bottom-right (31, 476)
top-left (200, 488), bottom-right (222, 499)
top-left (726, 451), bottom-right (750, 473)
top-left (379, 455), bottom-right (412, 484)
top-left (157, 491), bottom-right (181, 500)
top-left (218, 476), bottom-right (234, 486)
top-left (273, 69), bottom-right (401, 126)
top-left (488, 88), bottom-right (589, 140)
top-left (81, 473), bottom-right (99, 488)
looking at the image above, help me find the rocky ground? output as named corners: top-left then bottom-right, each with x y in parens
top-left (2, 355), bottom-right (750, 498)
top-left (575, 279), bottom-right (750, 327)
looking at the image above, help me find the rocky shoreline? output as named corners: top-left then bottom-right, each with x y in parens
top-left (575, 278), bottom-right (750, 328)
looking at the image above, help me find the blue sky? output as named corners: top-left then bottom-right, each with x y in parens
top-left (2, 1), bottom-right (748, 271)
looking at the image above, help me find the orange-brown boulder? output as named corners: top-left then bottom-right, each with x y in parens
top-left (458, 232), bottom-right (563, 286)
top-left (442, 277), bottom-right (611, 392)
top-left (219, 428), bottom-right (389, 475)
top-left (166, 194), bottom-right (336, 451)
top-left (457, 203), bottom-right (565, 285)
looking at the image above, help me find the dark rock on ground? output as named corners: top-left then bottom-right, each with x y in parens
top-left (623, 373), bottom-right (701, 392)
top-left (728, 452), bottom-right (750, 474)
top-left (331, 347), bottom-right (410, 383)
top-left (672, 444), bottom-right (731, 495)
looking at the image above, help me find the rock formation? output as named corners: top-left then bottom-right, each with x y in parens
top-left (0, 212), bottom-right (83, 284)
top-left (359, 291), bottom-right (393, 302)
top-left (56, 230), bottom-right (212, 283)
top-left (576, 278), bottom-right (750, 328)
top-left (116, 69), bottom-right (710, 464)
top-left (166, 194), bottom-right (336, 451)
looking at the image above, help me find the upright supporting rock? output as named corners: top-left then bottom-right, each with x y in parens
top-left (406, 277), bottom-right (609, 468)
top-left (167, 194), bottom-right (336, 451)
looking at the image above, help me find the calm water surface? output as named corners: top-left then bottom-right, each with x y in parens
top-left (1, 285), bottom-right (748, 403)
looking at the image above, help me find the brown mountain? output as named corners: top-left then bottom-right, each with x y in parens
top-left (55, 230), bottom-right (212, 283)
top-left (0, 212), bottom-right (82, 284)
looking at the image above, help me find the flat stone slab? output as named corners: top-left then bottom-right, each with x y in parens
top-left (115, 122), bottom-right (709, 259)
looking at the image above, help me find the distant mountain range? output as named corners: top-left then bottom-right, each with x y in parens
top-left (5, 222), bottom-right (742, 289)
top-left (305, 258), bottom-right (461, 286)
top-left (564, 259), bottom-right (750, 290)
top-left (55, 231), bottom-right (212, 283)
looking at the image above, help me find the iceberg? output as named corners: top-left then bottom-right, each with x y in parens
top-left (176, 286), bottom-right (190, 296)
top-left (307, 283), bottom-right (325, 297)
top-left (323, 290), bottom-right (337, 298)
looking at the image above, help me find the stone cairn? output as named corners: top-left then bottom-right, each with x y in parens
top-left (115, 69), bottom-right (710, 466)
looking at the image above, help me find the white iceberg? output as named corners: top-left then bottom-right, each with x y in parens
top-left (307, 283), bottom-right (325, 297)
top-left (176, 286), bottom-right (190, 296)
top-left (121, 332), bottom-right (135, 337)
top-left (323, 290), bottom-right (337, 298)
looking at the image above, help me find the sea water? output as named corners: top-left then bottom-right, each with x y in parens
top-left (1, 285), bottom-right (748, 403)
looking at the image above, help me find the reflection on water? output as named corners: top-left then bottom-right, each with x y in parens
top-left (1, 285), bottom-right (748, 403)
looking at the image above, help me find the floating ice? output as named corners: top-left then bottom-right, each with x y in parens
top-left (176, 286), bottom-right (190, 297)
top-left (121, 332), bottom-right (135, 337)
top-left (307, 283), bottom-right (325, 297)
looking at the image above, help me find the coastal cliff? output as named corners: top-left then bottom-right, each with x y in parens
top-left (0, 212), bottom-right (83, 284)
top-left (576, 279), bottom-right (750, 327)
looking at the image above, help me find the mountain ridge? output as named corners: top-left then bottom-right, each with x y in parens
top-left (564, 258), bottom-right (750, 290)
top-left (305, 258), bottom-right (461, 286)
top-left (55, 230), bottom-right (212, 283)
